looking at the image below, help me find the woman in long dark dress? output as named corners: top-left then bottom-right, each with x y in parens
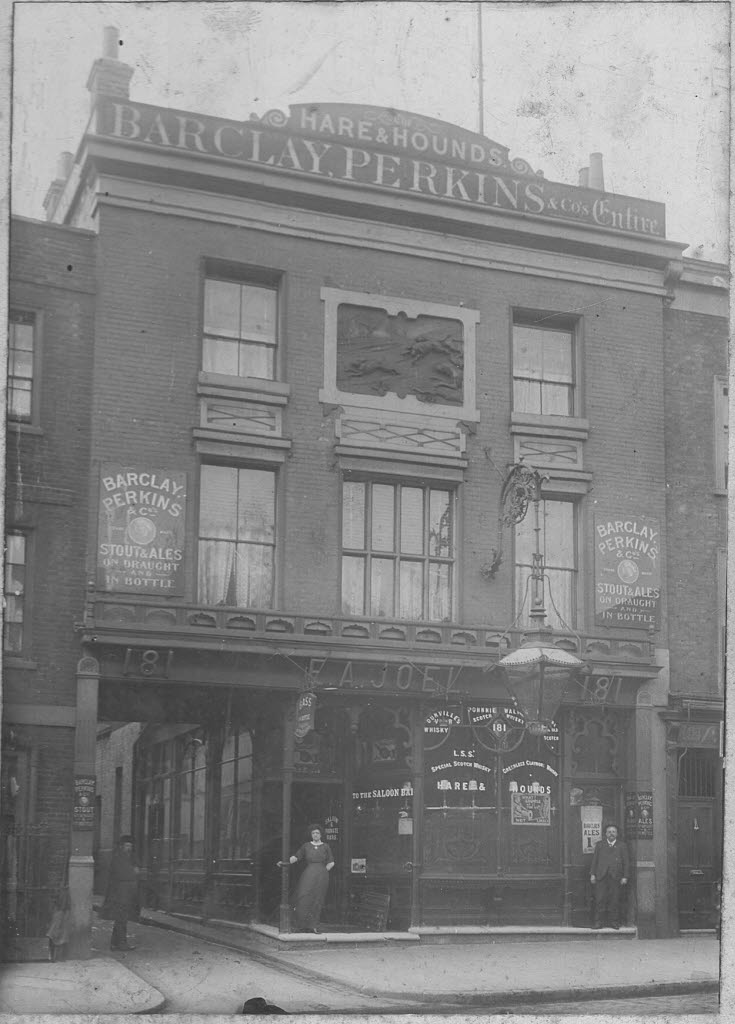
top-left (277, 825), bottom-right (334, 933)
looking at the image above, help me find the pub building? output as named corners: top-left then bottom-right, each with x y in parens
top-left (24, 28), bottom-right (724, 948)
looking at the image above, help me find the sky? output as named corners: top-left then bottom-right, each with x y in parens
top-left (8, 1), bottom-right (731, 261)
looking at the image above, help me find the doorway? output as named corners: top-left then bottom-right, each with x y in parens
top-left (677, 748), bottom-right (722, 930)
top-left (289, 781), bottom-right (343, 925)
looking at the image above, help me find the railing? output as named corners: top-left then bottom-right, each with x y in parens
top-left (84, 592), bottom-right (656, 668)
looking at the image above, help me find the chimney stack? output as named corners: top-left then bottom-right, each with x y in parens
top-left (589, 152), bottom-right (605, 191)
top-left (42, 150), bottom-right (75, 222)
top-left (86, 26), bottom-right (133, 109)
top-left (578, 167), bottom-right (590, 188)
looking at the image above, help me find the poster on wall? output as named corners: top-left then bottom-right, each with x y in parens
top-left (97, 465), bottom-right (187, 595)
top-left (594, 514), bottom-right (660, 629)
top-left (73, 776), bottom-right (96, 831)
top-left (581, 804), bottom-right (603, 854)
top-left (625, 791), bottom-right (654, 839)
top-left (510, 792), bottom-right (551, 826)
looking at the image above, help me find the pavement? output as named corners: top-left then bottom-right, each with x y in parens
top-left (0, 909), bottom-right (721, 1015)
top-left (0, 955), bottom-right (166, 1015)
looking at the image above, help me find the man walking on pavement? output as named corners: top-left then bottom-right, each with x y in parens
top-left (590, 823), bottom-right (629, 929)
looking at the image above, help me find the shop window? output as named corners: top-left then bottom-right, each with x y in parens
top-left (3, 531), bottom-right (27, 654)
top-left (513, 318), bottom-right (576, 416)
top-left (7, 310), bottom-right (37, 423)
top-left (218, 727), bottom-right (253, 860)
top-left (514, 499), bottom-right (576, 629)
top-left (197, 464), bottom-right (276, 608)
top-left (203, 278), bottom-right (277, 380)
top-left (341, 479), bottom-right (455, 620)
top-left (714, 376), bottom-right (728, 492)
top-left (174, 730), bottom-right (208, 862)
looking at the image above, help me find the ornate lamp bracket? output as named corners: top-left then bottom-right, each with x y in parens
top-left (482, 461), bottom-right (548, 580)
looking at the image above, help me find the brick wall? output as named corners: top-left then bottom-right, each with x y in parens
top-left (663, 306), bottom-right (728, 696)
top-left (5, 218), bottom-right (96, 708)
top-left (92, 204), bottom-right (668, 636)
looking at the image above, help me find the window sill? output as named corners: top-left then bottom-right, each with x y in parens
top-left (193, 428), bottom-right (292, 463)
top-left (6, 421), bottom-right (43, 436)
top-left (510, 412), bottom-right (589, 440)
top-left (2, 657), bottom-right (38, 670)
top-left (198, 372), bottom-right (290, 405)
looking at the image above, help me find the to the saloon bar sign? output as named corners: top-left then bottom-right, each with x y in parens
top-left (97, 464), bottom-right (187, 595)
top-left (94, 98), bottom-right (666, 239)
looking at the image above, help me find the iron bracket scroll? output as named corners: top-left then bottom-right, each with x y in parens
top-left (482, 462), bottom-right (548, 580)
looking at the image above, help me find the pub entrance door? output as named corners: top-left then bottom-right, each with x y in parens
top-left (289, 780), bottom-right (343, 926)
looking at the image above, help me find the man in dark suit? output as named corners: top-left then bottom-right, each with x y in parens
top-left (590, 823), bottom-right (630, 929)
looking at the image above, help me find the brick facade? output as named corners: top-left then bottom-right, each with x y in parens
top-left (663, 303), bottom-right (728, 698)
top-left (2, 219), bottom-right (95, 950)
top-left (2, 41), bottom-right (727, 947)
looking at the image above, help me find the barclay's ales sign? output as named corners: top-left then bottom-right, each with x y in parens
top-left (95, 99), bottom-right (665, 239)
top-left (97, 465), bottom-right (187, 595)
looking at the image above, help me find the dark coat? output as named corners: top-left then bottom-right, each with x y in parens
top-left (100, 848), bottom-right (139, 921)
top-left (590, 838), bottom-right (630, 881)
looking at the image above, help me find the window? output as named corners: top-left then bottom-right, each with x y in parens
top-left (714, 376), bottom-right (728, 491)
top-left (218, 726), bottom-right (253, 860)
top-left (203, 278), bottom-right (277, 379)
top-left (7, 310), bottom-right (36, 422)
top-left (174, 731), bottom-right (207, 862)
top-left (513, 321), bottom-right (574, 416)
top-left (514, 500), bottom-right (576, 629)
top-left (3, 532), bottom-right (26, 653)
top-left (341, 480), bottom-right (455, 621)
top-left (198, 465), bottom-right (275, 608)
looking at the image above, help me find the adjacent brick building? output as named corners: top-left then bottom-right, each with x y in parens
top-left (2, 216), bottom-right (95, 956)
top-left (2, 30), bottom-right (726, 955)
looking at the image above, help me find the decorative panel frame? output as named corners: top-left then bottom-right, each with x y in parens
top-left (319, 287), bottom-right (480, 424)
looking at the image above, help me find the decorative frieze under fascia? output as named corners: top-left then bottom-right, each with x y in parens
top-left (334, 405), bottom-right (469, 462)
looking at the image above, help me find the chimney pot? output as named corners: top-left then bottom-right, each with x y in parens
top-left (589, 152), bottom-right (605, 191)
top-left (103, 26), bottom-right (120, 59)
top-left (579, 167), bottom-right (590, 188)
top-left (57, 151), bottom-right (73, 179)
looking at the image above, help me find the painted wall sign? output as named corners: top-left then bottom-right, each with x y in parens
top-left (677, 722), bottom-right (720, 748)
top-left (511, 792), bottom-right (551, 826)
top-left (582, 804), bottom-right (603, 853)
top-left (625, 790), bottom-right (654, 839)
top-left (324, 815), bottom-right (340, 843)
top-left (594, 514), bottom-right (661, 628)
top-left (97, 465), bottom-right (187, 594)
top-left (73, 776), bottom-right (96, 831)
top-left (95, 98), bottom-right (666, 239)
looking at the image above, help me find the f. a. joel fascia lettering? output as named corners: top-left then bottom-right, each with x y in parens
top-left (99, 101), bottom-right (665, 238)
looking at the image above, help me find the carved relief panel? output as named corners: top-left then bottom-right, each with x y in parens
top-left (336, 304), bottom-right (464, 406)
